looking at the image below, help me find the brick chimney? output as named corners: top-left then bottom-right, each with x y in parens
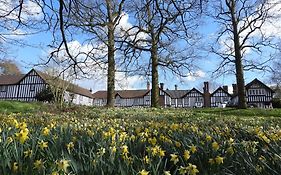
top-left (160, 83), bottom-right (164, 90)
top-left (232, 84), bottom-right (237, 95)
top-left (147, 81), bottom-right (150, 90)
top-left (203, 82), bottom-right (210, 107)
top-left (222, 85), bottom-right (228, 92)
top-left (175, 84), bottom-right (178, 90)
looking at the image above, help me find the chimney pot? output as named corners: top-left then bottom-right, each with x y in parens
top-left (147, 81), bottom-right (150, 90)
top-left (160, 83), bottom-right (164, 90)
top-left (223, 85), bottom-right (228, 92)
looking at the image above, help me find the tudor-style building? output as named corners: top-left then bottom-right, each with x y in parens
top-left (92, 89), bottom-right (151, 107)
top-left (0, 69), bottom-right (93, 106)
top-left (245, 78), bottom-right (274, 108)
top-left (210, 86), bottom-right (232, 107)
top-left (230, 79), bottom-right (274, 108)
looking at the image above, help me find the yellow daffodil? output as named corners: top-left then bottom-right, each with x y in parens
top-left (12, 162), bottom-right (18, 173)
top-left (215, 156), bottom-right (224, 165)
top-left (187, 163), bottom-right (199, 175)
top-left (66, 142), bottom-right (74, 153)
top-left (38, 140), bottom-right (48, 150)
top-left (212, 141), bottom-right (219, 151)
top-left (190, 145), bottom-right (197, 153)
top-left (170, 153), bottom-right (179, 164)
top-left (24, 149), bottom-right (33, 158)
top-left (184, 150), bottom-right (190, 160)
top-left (164, 171), bottom-right (171, 175)
top-left (34, 159), bottom-right (44, 170)
top-left (206, 135), bottom-right (212, 141)
top-left (56, 159), bottom-right (70, 172)
top-left (42, 127), bottom-right (50, 136)
top-left (143, 155), bottom-right (150, 164)
top-left (15, 129), bottom-right (29, 144)
top-left (139, 169), bottom-right (149, 175)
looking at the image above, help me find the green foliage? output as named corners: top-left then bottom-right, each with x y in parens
top-left (272, 98), bottom-right (281, 108)
top-left (35, 86), bottom-right (54, 102)
top-left (0, 101), bottom-right (43, 114)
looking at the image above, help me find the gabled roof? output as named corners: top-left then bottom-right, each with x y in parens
top-left (181, 88), bottom-right (203, 98)
top-left (211, 87), bottom-right (232, 97)
top-left (0, 69), bottom-right (93, 98)
top-left (93, 89), bottom-right (150, 99)
top-left (165, 90), bottom-right (189, 99)
top-left (0, 74), bottom-right (25, 85)
top-left (245, 78), bottom-right (274, 93)
top-left (34, 69), bottom-right (93, 98)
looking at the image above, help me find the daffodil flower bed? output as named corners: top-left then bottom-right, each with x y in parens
top-left (0, 108), bottom-right (280, 175)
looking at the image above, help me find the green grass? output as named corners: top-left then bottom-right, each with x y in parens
top-left (191, 108), bottom-right (281, 118)
top-left (0, 101), bottom-right (46, 114)
top-left (0, 100), bottom-right (280, 118)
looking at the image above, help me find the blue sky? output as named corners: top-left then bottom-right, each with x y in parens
top-left (3, 0), bottom-right (280, 93)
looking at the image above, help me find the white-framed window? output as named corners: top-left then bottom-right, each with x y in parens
top-left (0, 86), bottom-right (7, 92)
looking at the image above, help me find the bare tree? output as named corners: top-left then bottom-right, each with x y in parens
top-left (43, 0), bottom-right (128, 107)
top-left (121, 0), bottom-right (203, 107)
top-left (0, 59), bottom-right (22, 74)
top-left (0, 0), bottom-right (45, 56)
top-left (209, 0), bottom-right (279, 108)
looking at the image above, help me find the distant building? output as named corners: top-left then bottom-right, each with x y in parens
top-left (211, 86), bottom-right (232, 107)
top-left (0, 69), bottom-right (93, 106)
top-left (92, 79), bottom-right (274, 108)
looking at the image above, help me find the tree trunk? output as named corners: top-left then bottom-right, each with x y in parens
top-left (151, 41), bottom-right (160, 108)
top-left (230, 0), bottom-right (247, 109)
top-left (106, 27), bottom-right (115, 107)
top-left (106, 0), bottom-right (115, 107)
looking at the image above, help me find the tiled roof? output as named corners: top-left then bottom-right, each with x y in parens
top-left (35, 70), bottom-right (93, 98)
top-left (164, 90), bottom-right (189, 99)
top-left (0, 69), bottom-right (93, 98)
top-left (0, 74), bottom-right (25, 85)
top-left (211, 87), bottom-right (232, 97)
top-left (93, 89), bottom-right (150, 99)
top-left (245, 78), bottom-right (274, 92)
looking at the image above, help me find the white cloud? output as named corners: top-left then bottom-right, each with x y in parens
top-left (218, 0), bottom-right (281, 55)
top-left (186, 70), bottom-right (206, 81)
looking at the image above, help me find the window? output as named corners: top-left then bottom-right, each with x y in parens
top-left (0, 86), bottom-right (7, 92)
top-left (30, 85), bottom-right (35, 91)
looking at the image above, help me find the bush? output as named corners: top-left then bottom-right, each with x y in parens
top-left (35, 86), bottom-right (54, 102)
top-left (272, 98), bottom-right (281, 108)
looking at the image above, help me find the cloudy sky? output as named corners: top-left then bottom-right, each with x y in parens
top-left (2, 0), bottom-right (281, 93)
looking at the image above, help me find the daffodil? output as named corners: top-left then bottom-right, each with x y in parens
top-left (56, 159), bottom-right (70, 172)
top-left (212, 141), bottom-right (219, 151)
top-left (38, 140), bottom-right (48, 150)
top-left (183, 150), bottom-right (190, 160)
top-left (190, 145), bottom-right (197, 153)
top-left (215, 156), bottom-right (224, 164)
top-left (42, 127), bottom-right (50, 136)
top-left (24, 149), bottom-right (33, 158)
top-left (15, 128), bottom-right (29, 144)
top-left (170, 153), bottom-right (179, 164)
top-left (12, 162), bottom-right (18, 173)
top-left (187, 163), bottom-right (199, 175)
top-left (66, 142), bottom-right (74, 153)
top-left (139, 169), bottom-right (149, 175)
top-left (164, 171), bottom-right (171, 175)
top-left (33, 159), bottom-right (44, 170)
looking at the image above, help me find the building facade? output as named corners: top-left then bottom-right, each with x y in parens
top-left (0, 69), bottom-right (93, 106)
